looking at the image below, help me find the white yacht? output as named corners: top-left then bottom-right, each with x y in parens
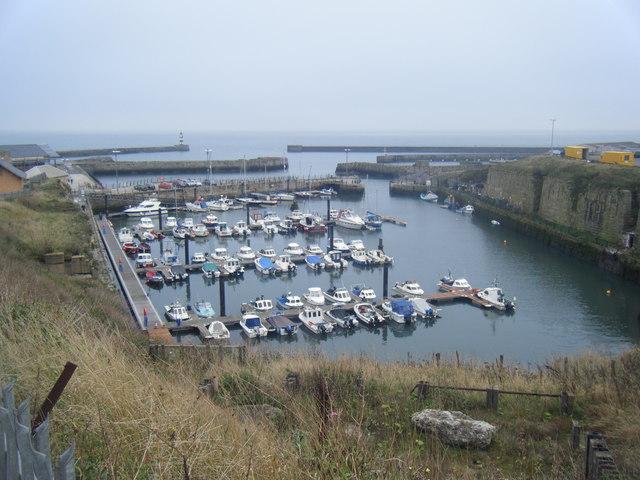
top-left (258, 247), bottom-right (277, 259)
top-left (165, 216), bottom-right (178, 228)
top-left (210, 248), bottom-right (229, 261)
top-left (393, 280), bottom-right (425, 296)
top-left (330, 237), bottom-right (350, 253)
top-left (236, 246), bottom-right (256, 261)
top-left (323, 286), bottom-right (352, 304)
top-left (136, 217), bottom-right (155, 230)
top-left (123, 198), bottom-right (167, 217)
top-left (304, 244), bottom-right (324, 256)
top-left (335, 208), bottom-right (365, 230)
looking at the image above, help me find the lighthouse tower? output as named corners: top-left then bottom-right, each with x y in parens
top-left (178, 132), bottom-right (184, 145)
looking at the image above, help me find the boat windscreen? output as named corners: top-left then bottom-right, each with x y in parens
top-left (245, 317), bottom-right (261, 328)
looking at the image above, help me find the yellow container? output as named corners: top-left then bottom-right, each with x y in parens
top-left (601, 151), bottom-right (634, 166)
top-left (564, 146), bottom-right (589, 160)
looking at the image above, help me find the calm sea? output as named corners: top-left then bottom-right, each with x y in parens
top-left (5, 130), bottom-right (639, 365)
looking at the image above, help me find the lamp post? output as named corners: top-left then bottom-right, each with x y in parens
top-left (550, 119), bottom-right (556, 154)
top-left (112, 150), bottom-right (120, 193)
top-left (344, 148), bottom-right (351, 176)
top-left (205, 149), bottom-right (212, 195)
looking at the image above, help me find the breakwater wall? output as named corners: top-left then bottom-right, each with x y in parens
top-left (87, 175), bottom-right (363, 212)
top-left (288, 144), bottom-right (547, 154)
top-left (377, 152), bottom-right (540, 163)
top-left (335, 162), bottom-right (414, 178)
top-left (82, 157), bottom-right (288, 175)
top-left (58, 144), bottom-right (189, 158)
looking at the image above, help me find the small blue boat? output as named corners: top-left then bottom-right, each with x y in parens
top-left (255, 256), bottom-right (276, 275)
top-left (365, 211), bottom-right (383, 230)
top-left (191, 301), bottom-right (216, 318)
top-left (305, 255), bottom-right (323, 271)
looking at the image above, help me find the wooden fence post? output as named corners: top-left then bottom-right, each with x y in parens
top-left (486, 385), bottom-right (499, 411)
top-left (435, 352), bottom-right (441, 367)
top-left (206, 377), bottom-right (218, 399)
top-left (559, 391), bottom-right (573, 415)
top-left (238, 345), bottom-right (247, 365)
top-left (571, 421), bottom-right (582, 449)
top-left (285, 372), bottom-right (300, 392)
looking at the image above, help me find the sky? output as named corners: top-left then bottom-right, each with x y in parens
top-left (1, 0), bottom-right (639, 134)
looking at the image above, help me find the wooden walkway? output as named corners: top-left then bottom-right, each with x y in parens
top-left (426, 288), bottom-right (492, 308)
top-left (96, 216), bottom-right (174, 343)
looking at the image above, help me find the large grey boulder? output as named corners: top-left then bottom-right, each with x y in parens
top-left (411, 409), bottom-right (496, 448)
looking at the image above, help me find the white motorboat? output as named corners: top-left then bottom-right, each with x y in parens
top-left (491, 220), bottom-right (501, 226)
top-left (437, 274), bottom-right (473, 291)
top-left (367, 250), bottom-right (393, 265)
top-left (303, 287), bottom-right (325, 306)
top-left (135, 253), bottom-right (154, 268)
top-left (305, 255), bottom-right (324, 271)
top-left (330, 237), bottom-right (350, 253)
top-left (208, 199), bottom-right (230, 211)
top-left (202, 214), bottom-right (218, 228)
top-left (298, 213), bottom-right (326, 233)
top-left (275, 292), bottom-right (304, 310)
top-left (351, 249), bottom-right (372, 266)
top-left (393, 280), bottom-right (424, 296)
top-left (353, 303), bottom-right (384, 326)
top-left (476, 286), bottom-right (515, 311)
top-left (347, 239), bottom-right (365, 251)
top-left (123, 198), bottom-right (167, 217)
top-left (274, 192), bottom-right (295, 201)
top-left (323, 286), bottom-right (352, 304)
top-left (191, 223), bottom-right (209, 237)
top-left (351, 285), bottom-right (376, 302)
top-left (278, 219), bottom-right (297, 234)
top-left (274, 254), bottom-right (297, 273)
top-left (136, 217), bottom-right (155, 230)
top-left (185, 201), bottom-right (206, 212)
top-left (181, 218), bottom-right (194, 229)
top-left (283, 242), bottom-right (304, 256)
top-left (381, 300), bottom-right (417, 324)
top-left (243, 296), bottom-right (274, 313)
top-left (326, 308), bottom-right (359, 329)
top-left (211, 248), bottom-right (229, 261)
top-left (165, 216), bottom-right (178, 228)
top-left (222, 257), bottom-right (244, 276)
top-left (262, 219), bottom-right (279, 235)
top-left (232, 220), bottom-right (251, 236)
top-left (208, 321), bottom-right (230, 340)
top-left (239, 314), bottom-right (268, 338)
top-left (255, 256), bottom-right (277, 275)
top-left (457, 204), bottom-right (475, 214)
top-left (335, 208), bottom-right (365, 230)
top-left (299, 307), bottom-right (333, 334)
top-left (190, 252), bottom-right (207, 264)
top-left (172, 226), bottom-right (188, 239)
top-left (118, 227), bottom-right (134, 243)
top-left (258, 247), bottom-right (277, 259)
top-left (287, 209), bottom-right (304, 221)
top-left (164, 301), bottom-right (190, 322)
top-left (329, 209), bottom-right (338, 220)
top-left (267, 314), bottom-right (298, 336)
top-left (215, 222), bottom-right (232, 237)
top-left (263, 211), bottom-right (281, 223)
top-left (236, 246), bottom-right (256, 261)
top-left (323, 250), bottom-right (348, 269)
top-left (304, 244), bottom-right (324, 256)
top-left (409, 297), bottom-right (440, 319)
top-left (161, 241), bottom-right (178, 265)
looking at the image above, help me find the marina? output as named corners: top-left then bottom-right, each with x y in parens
top-left (98, 176), bottom-right (640, 363)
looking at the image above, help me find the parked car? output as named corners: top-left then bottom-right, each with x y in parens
top-left (158, 181), bottom-right (173, 189)
top-left (134, 184), bottom-right (155, 191)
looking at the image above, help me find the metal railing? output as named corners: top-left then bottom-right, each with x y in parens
top-left (0, 380), bottom-right (75, 480)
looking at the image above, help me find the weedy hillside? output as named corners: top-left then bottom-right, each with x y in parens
top-left (1, 181), bottom-right (638, 479)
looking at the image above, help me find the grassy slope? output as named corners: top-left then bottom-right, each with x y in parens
top-left (0, 181), bottom-right (638, 479)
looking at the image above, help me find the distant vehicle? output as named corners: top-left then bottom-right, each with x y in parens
top-left (158, 181), bottom-right (173, 189)
top-left (134, 184), bottom-right (155, 191)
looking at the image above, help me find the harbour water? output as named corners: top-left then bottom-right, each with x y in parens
top-left (110, 178), bottom-right (640, 366)
top-left (6, 130), bottom-right (639, 364)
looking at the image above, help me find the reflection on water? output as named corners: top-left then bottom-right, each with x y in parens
top-left (115, 179), bottom-right (640, 364)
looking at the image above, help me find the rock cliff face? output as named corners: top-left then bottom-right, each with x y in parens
top-left (483, 157), bottom-right (639, 247)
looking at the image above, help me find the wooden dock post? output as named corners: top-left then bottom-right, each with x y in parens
top-left (486, 385), bottom-right (499, 411)
top-left (157, 207), bottom-right (163, 231)
top-left (184, 237), bottom-right (190, 266)
top-left (383, 262), bottom-right (389, 299)
top-left (219, 276), bottom-right (226, 317)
